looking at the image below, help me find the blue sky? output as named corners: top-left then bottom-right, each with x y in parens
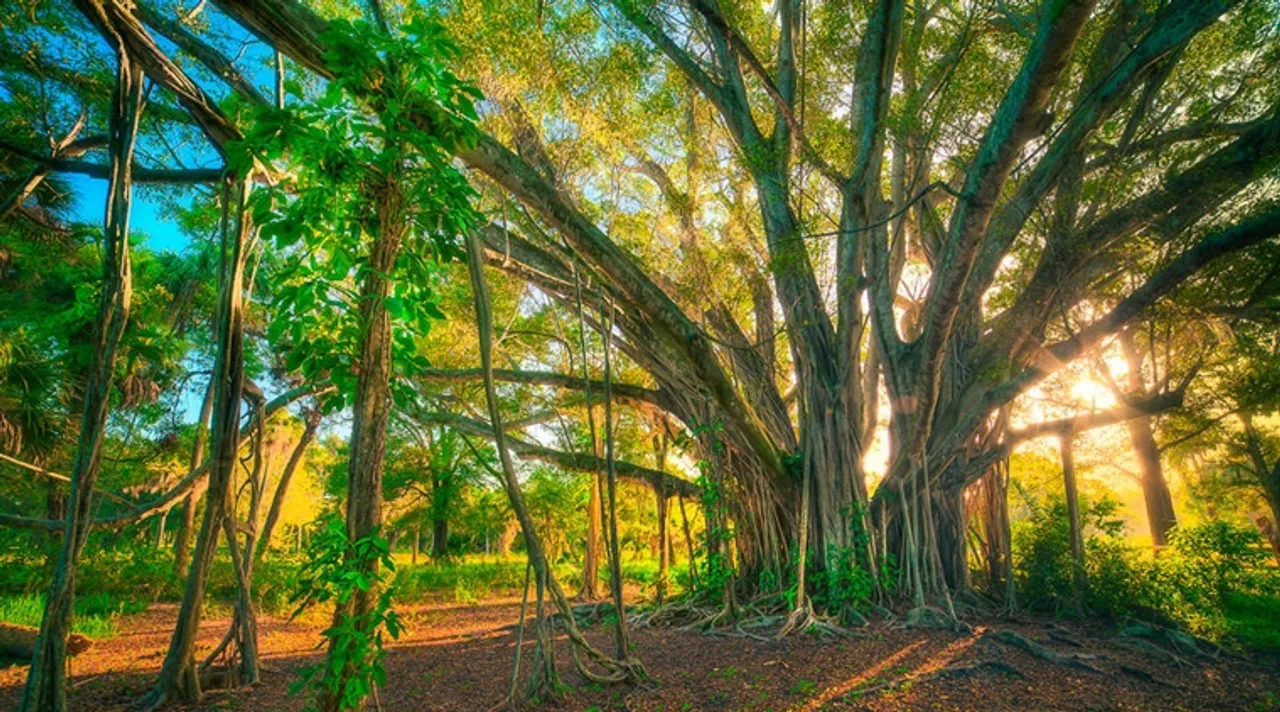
top-left (65, 174), bottom-right (192, 253)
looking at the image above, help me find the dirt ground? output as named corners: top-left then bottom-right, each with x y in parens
top-left (1, 598), bottom-right (1277, 711)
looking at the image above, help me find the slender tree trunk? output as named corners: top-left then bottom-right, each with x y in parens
top-left (677, 495), bottom-right (698, 589)
top-left (153, 509), bottom-right (167, 548)
top-left (574, 266), bottom-right (604, 601)
top-left (582, 473), bottom-right (603, 599)
top-left (1059, 433), bottom-right (1086, 615)
top-left (411, 525), bottom-right (419, 565)
top-left (464, 220), bottom-right (643, 694)
top-left (317, 174), bottom-right (405, 712)
top-left (174, 378), bottom-right (215, 577)
top-left (20, 22), bottom-right (140, 710)
top-left (654, 434), bottom-right (669, 605)
top-left (598, 292), bottom-right (635, 660)
top-left (136, 177), bottom-right (251, 709)
top-left (255, 411), bottom-right (320, 561)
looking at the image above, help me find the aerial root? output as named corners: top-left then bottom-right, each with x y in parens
top-left (988, 629), bottom-right (1104, 673)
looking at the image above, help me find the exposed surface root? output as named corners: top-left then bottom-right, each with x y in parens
top-left (902, 605), bottom-right (962, 632)
top-left (1119, 663), bottom-right (1181, 689)
top-left (628, 601), bottom-right (712, 629)
top-left (853, 658), bottom-right (1024, 698)
top-left (680, 602), bottom-right (739, 633)
top-left (1112, 637), bottom-right (1191, 669)
top-left (988, 629), bottom-right (1103, 673)
top-left (1116, 621), bottom-right (1238, 662)
top-left (776, 604), bottom-right (853, 639)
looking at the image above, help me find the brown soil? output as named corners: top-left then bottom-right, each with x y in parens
top-left (1, 599), bottom-right (1276, 711)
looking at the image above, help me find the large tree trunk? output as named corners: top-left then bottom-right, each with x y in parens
top-left (136, 177), bottom-right (251, 710)
top-left (1120, 330), bottom-right (1177, 547)
top-left (431, 512), bottom-right (448, 559)
top-left (1127, 414), bottom-right (1177, 547)
top-left (317, 174), bottom-right (405, 712)
top-left (19, 19), bottom-right (140, 710)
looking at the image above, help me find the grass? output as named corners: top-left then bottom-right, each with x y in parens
top-left (1223, 591), bottom-right (1280, 652)
top-left (0, 593), bottom-right (146, 640)
top-left (388, 554), bottom-right (674, 605)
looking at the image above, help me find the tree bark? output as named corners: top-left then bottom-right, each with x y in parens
top-left (19, 16), bottom-right (140, 710)
top-left (431, 512), bottom-right (448, 559)
top-left (255, 409), bottom-right (320, 561)
top-left (316, 171), bottom-right (405, 712)
top-left (1059, 433), bottom-right (1086, 615)
top-left (174, 372), bottom-right (215, 577)
top-left (1120, 329), bottom-right (1177, 547)
top-left (136, 177), bottom-right (251, 709)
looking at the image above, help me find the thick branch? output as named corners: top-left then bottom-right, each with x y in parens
top-left (419, 411), bottom-right (698, 499)
top-left (995, 207), bottom-right (1280, 406)
top-left (0, 383), bottom-right (329, 532)
top-left (420, 368), bottom-right (665, 410)
top-left (0, 138), bottom-right (223, 183)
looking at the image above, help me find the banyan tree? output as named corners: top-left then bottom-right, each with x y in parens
top-left (9, 0), bottom-right (1280, 651)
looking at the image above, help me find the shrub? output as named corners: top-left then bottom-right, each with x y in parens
top-left (1013, 497), bottom-right (1280, 644)
top-left (1012, 493), bottom-right (1126, 613)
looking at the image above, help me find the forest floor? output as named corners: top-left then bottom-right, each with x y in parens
top-left (1, 596), bottom-right (1278, 711)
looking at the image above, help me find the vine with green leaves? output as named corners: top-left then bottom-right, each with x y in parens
top-left (288, 516), bottom-right (403, 711)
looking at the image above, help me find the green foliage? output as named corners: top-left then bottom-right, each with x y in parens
top-left (392, 556), bottom-right (528, 603)
top-left (289, 517), bottom-right (402, 711)
top-left (1013, 492), bottom-right (1126, 612)
top-left (0, 539), bottom-right (180, 604)
top-left (0, 593), bottom-right (144, 640)
top-left (232, 16), bottom-right (482, 412)
top-left (1014, 494), bottom-right (1280, 644)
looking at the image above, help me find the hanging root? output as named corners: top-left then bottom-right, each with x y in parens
top-left (548, 577), bottom-right (647, 686)
top-left (988, 629), bottom-right (1104, 673)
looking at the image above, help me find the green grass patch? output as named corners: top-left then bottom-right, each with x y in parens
top-left (1223, 591), bottom-right (1280, 652)
top-left (0, 593), bottom-right (145, 640)
top-left (393, 556), bottom-right (531, 604)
